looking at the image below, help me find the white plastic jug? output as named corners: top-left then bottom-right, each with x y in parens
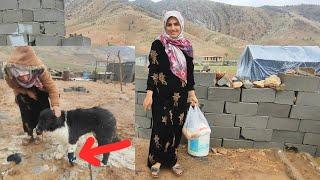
top-left (183, 105), bottom-right (211, 157)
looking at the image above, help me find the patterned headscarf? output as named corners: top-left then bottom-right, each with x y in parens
top-left (157, 11), bottom-right (193, 82)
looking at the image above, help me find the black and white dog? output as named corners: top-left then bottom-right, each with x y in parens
top-left (36, 107), bottom-right (119, 166)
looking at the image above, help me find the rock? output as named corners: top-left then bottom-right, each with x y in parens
top-left (232, 81), bottom-right (243, 88)
top-left (217, 76), bottom-right (231, 87)
top-left (243, 79), bottom-right (254, 89)
top-left (217, 148), bottom-right (227, 155)
top-left (264, 75), bottom-right (281, 88)
top-left (253, 80), bottom-right (265, 88)
top-left (54, 152), bottom-right (64, 160)
top-left (211, 148), bottom-right (218, 154)
top-left (237, 149), bottom-right (245, 153)
top-left (7, 168), bottom-right (20, 176)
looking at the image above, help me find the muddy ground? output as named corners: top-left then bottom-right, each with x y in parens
top-left (0, 80), bottom-right (135, 180)
top-left (135, 139), bottom-right (320, 180)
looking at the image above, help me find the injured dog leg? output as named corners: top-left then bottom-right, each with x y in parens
top-left (67, 143), bottom-right (77, 166)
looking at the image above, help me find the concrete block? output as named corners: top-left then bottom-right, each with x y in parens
top-left (43, 22), bottom-right (65, 36)
top-left (210, 138), bottom-right (222, 148)
top-left (42, 0), bottom-right (64, 10)
top-left (33, 9), bottom-right (64, 22)
top-left (241, 128), bottom-right (273, 141)
top-left (0, 35), bottom-right (7, 45)
top-left (285, 143), bottom-right (317, 156)
top-left (194, 85), bottom-right (208, 99)
top-left (257, 103), bottom-right (291, 118)
top-left (303, 133), bottom-right (320, 146)
top-left (267, 117), bottom-right (300, 131)
top-left (290, 105), bottom-right (320, 120)
top-left (19, 0), bottom-right (41, 9)
top-left (0, 23), bottom-right (19, 35)
top-left (235, 115), bottom-right (268, 128)
top-left (55, 0), bottom-right (65, 10)
top-left (136, 92), bottom-right (146, 105)
top-left (199, 99), bottom-right (224, 113)
top-left (35, 35), bottom-right (62, 46)
top-left (194, 72), bottom-right (216, 87)
top-left (137, 127), bottom-right (151, 139)
top-left (271, 130), bottom-right (304, 144)
top-left (205, 113), bottom-right (235, 127)
top-left (3, 9), bottom-right (33, 23)
top-left (18, 22), bottom-right (41, 34)
top-left (299, 120), bottom-right (320, 133)
top-left (274, 91), bottom-right (295, 105)
top-left (279, 73), bottom-right (320, 92)
top-left (296, 92), bottom-right (320, 107)
top-left (135, 115), bottom-right (151, 129)
top-left (6, 34), bottom-right (28, 46)
top-left (241, 88), bottom-right (275, 103)
top-left (208, 87), bottom-right (241, 102)
top-left (225, 102), bottom-right (258, 115)
top-left (253, 141), bottom-right (284, 149)
top-left (135, 78), bottom-right (147, 92)
top-left (210, 126), bottom-right (240, 139)
top-left (62, 36), bottom-right (91, 46)
top-left (223, 138), bottom-right (254, 148)
top-left (0, 0), bottom-right (18, 10)
top-left (0, 11), bottom-right (3, 23)
top-left (135, 104), bottom-right (146, 117)
top-left (147, 109), bottom-right (152, 119)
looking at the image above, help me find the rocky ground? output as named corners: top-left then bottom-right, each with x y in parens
top-left (0, 80), bottom-right (135, 180)
top-left (135, 139), bottom-right (320, 180)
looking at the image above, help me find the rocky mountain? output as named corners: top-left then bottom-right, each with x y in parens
top-left (64, 0), bottom-right (320, 58)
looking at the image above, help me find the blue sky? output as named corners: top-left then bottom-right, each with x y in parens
top-left (140, 0), bottom-right (320, 7)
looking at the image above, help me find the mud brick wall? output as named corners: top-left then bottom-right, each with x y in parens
top-left (0, 0), bottom-right (91, 46)
top-left (135, 69), bottom-right (320, 156)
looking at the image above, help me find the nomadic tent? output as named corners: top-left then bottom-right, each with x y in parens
top-left (236, 45), bottom-right (320, 80)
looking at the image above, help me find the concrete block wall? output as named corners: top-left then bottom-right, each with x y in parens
top-left (135, 71), bottom-right (320, 156)
top-left (0, 0), bottom-right (90, 46)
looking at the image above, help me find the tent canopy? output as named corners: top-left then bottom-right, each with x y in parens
top-left (236, 45), bottom-right (320, 80)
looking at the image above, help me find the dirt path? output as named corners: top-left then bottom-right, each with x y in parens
top-left (0, 80), bottom-right (135, 180)
top-left (135, 138), bottom-right (320, 180)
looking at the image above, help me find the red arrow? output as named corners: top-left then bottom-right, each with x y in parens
top-left (79, 137), bottom-right (132, 166)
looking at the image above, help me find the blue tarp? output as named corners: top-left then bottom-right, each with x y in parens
top-left (236, 45), bottom-right (320, 80)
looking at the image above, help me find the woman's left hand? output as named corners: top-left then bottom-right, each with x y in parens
top-left (188, 90), bottom-right (198, 106)
top-left (52, 106), bottom-right (61, 117)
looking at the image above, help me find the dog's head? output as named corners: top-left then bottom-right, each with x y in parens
top-left (36, 108), bottom-right (64, 134)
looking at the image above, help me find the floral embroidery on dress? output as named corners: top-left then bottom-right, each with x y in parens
top-left (181, 80), bottom-right (186, 87)
top-left (172, 93), bottom-right (180, 107)
top-left (164, 141), bottom-right (170, 152)
top-left (172, 135), bottom-right (175, 147)
top-left (150, 50), bottom-right (159, 65)
top-left (158, 72), bottom-right (167, 85)
top-left (169, 110), bottom-right (173, 125)
top-left (179, 113), bottom-right (185, 126)
top-left (151, 73), bottom-right (158, 85)
top-left (162, 116), bottom-right (168, 125)
top-left (148, 154), bottom-right (155, 164)
top-left (154, 134), bottom-right (161, 148)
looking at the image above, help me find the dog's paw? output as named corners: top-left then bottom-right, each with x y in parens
top-left (67, 152), bottom-right (76, 166)
top-left (101, 161), bottom-right (112, 167)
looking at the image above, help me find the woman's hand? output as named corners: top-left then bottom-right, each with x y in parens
top-left (188, 90), bottom-right (198, 107)
top-left (52, 106), bottom-right (61, 117)
top-left (26, 90), bottom-right (37, 100)
top-left (143, 90), bottom-right (153, 111)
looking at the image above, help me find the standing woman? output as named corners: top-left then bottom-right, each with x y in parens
top-left (143, 11), bottom-right (198, 177)
top-left (4, 47), bottom-right (61, 145)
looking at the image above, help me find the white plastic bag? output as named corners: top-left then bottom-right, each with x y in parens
top-left (182, 105), bottom-right (211, 140)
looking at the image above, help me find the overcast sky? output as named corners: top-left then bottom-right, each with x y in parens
top-left (145, 0), bottom-right (320, 7)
